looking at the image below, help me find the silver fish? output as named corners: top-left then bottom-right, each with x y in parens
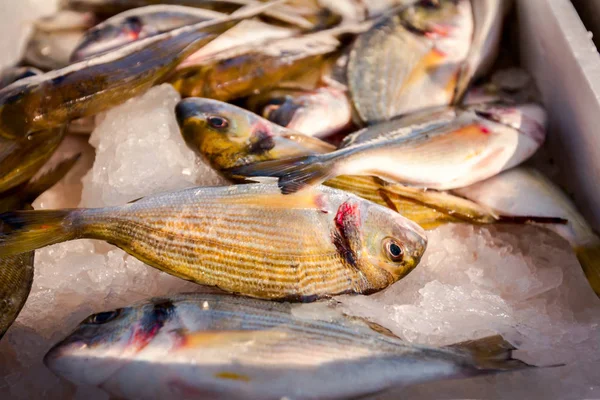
top-left (71, 5), bottom-right (226, 62)
top-left (454, 0), bottom-right (510, 100)
top-left (347, 0), bottom-right (473, 123)
top-left (229, 103), bottom-right (547, 193)
top-left (45, 293), bottom-right (532, 400)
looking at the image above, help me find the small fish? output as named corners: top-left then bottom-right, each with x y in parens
top-left (0, 154), bottom-right (80, 339)
top-left (0, 183), bottom-right (427, 301)
top-left (0, 2), bottom-right (274, 141)
top-left (45, 293), bottom-right (533, 400)
top-left (454, 167), bottom-right (600, 298)
top-left (169, 25), bottom-right (365, 101)
top-left (454, 0), bottom-right (509, 101)
top-left (24, 11), bottom-right (97, 70)
top-left (176, 98), bottom-right (559, 230)
top-left (71, 6), bottom-right (226, 62)
top-left (347, 0), bottom-right (474, 123)
top-left (229, 102), bottom-right (547, 194)
top-left (247, 85), bottom-right (354, 138)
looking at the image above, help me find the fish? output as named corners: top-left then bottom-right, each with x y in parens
top-left (247, 85), bottom-right (354, 138)
top-left (168, 24), bottom-right (368, 101)
top-left (347, 0), bottom-right (473, 124)
top-left (454, 167), bottom-right (600, 298)
top-left (176, 97), bottom-right (561, 230)
top-left (44, 293), bottom-right (533, 400)
top-left (454, 0), bottom-right (509, 101)
top-left (0, 1), bottom-right (275, 141)
top-left (0, 154), bottom-right (80, 339)
top-left (71, 6), bottom-right (226, 62)
top-left (0, 183), bottom-right (427, 301)
top-left (24, 11), bottom-right (98, 70)
top-left (228, 102), bottom-right (547, 194)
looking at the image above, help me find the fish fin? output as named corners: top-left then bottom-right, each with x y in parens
top-left (0, 210), bottom-right (79, 257)
top-left (279, 132), bottom-right (336, 154)
top-left (24, 153), bottom-right (81, 202)
top-left (378, 184), bottom-right (499, 224)
top-left (575, 241), bottom-right (600, 298)
top-left (495, 215), bottom-right (568, 225)
top-left (226, 155), bottom-right (333, 194)
top-left (219, 188), bottom-right (326, 210)
top-left (447, 335), bottom-right (536, 372)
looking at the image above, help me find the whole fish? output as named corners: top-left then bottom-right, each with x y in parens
top-left (347, 0), bottom-right (473, 123)
top-left (0, 184), bottom-right (427, 301)
top-left (0, 2), bottom-right (273, 141)
top-left (228, 102), bottom-right (547, 194)
top-left (169, 25), bottom-right (366, 100)
top-left (247, 85), bottom-right (353, 138)
top-left (454, 167), bottom-right (600, 298)
top-left (176, 97), bottom-right (559, 229)
top-left (454, 0), bottom-right (509, 101)
top-left (71, 6), bottom-right (226, 62)
top-left (45, 293), bottom-right (532, 400)
top-left (0, 154), bottom-right (80, 339)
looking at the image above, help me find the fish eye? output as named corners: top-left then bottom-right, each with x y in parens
top-left (83, 309), bottom-right (123, 325)
top-left (206, 115), bottom-right (229, 130)
top-left (383, 238), bottom-right (404, 262)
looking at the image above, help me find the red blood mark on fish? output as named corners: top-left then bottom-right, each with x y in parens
top-left (127, 324), bottom-right (161, 353)
top-left (332, 200), bottom-right (361, 269)
top-left (479, 126), bottom-right (491, 135)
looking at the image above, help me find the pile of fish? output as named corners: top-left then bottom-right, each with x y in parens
top-left (0, 0), bottom-right (598, 398)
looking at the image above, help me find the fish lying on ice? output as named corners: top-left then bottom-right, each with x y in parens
top-left (45, 293), bottom-right (533, 400)
top-left (0, 183), bottom-right (427, 301)
top-left (228, 102), bottom-right (547, 194)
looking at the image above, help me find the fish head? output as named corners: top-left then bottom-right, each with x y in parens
top-left (469, 103), bottom-right (547, 145)
top-left (333, 197), bottom-right (428, 283)
top-left (175, 97), bottom-right (319, 172)
top-left (402, 0), bottom-right (469, 38)
top-left (44, 299), bottom-right (176, 386)
top-left (71, 16), bottom-right (147, 62)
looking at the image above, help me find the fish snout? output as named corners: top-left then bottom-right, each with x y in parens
top-left (175, 99), bottom-right (202, 127)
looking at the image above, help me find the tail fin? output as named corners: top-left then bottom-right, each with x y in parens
top-left (575, 241), bottom-right (600, 298)
top-left (447, 335), bottom-right (535, 373)
top-left (0, 210), bottom-right (79, 257)
top-left (226, 155), bottom-right (334, 194)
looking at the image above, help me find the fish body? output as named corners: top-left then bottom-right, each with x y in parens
top-left (230, 103), bottom-right (547, 193)
top-left (454, 0), bottom-right (508, 100)
top-left (0, 4), bottom-right (272, 140)
top-left (45, 293), bottom-right (531, 400)
top-left (71, 5), bottom-right (226, 61)
top-left (454, 167), bottom-right (600, 297)
top-left (0, 67), bottom-right (43, 90)
top-left (169, 28), bottom-right (347, 100)
top-left (0, 184), bottom-right (427, 301)
top-left (248, 86), bottom-right (353, 138)
top-left (347, 0), bottom-right (473, 123)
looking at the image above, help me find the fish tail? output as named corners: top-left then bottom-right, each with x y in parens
top-left (227, 155), bottom-right (334, 194)
top-left (448, 335), bottom-right (537, 373)
top-left (23, 153), bottom-right (82, 202)
top-left (575, 241), bottom-right (600, 298)
top-left (0, 209), bottom-right (83, 257)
